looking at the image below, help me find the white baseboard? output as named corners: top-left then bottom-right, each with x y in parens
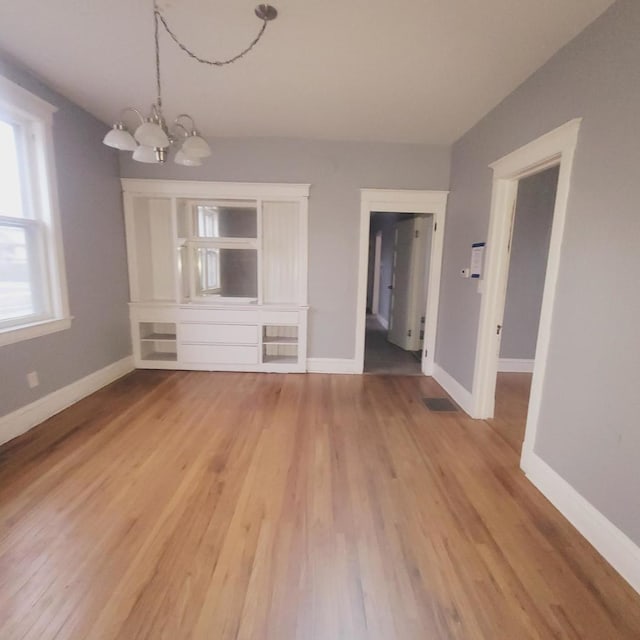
top-left (498, 358), bottom-right (534, 372)
top-left (375, 314), bottom-right (389, 330)
top-left (0, 356), bottom-right (135, 447)
top-left (523, 451), bottom-right (640, 595)
top-left (306, 358), bottom-right (360, 374)
top-left (432, 363), bottom-right (474, 416)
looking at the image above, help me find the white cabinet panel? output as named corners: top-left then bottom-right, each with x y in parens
top-left (261, 310), bottom-right (298, 325)
top-left (131, 305), bottom-right (177, 323)
top-left (262, 201), bottom-right (300, 304)
top-left (129, 197), bottom-right (174, 302)
top-left (180, 323), bottom-right (258, 345)
top-left (180, 344), bottom-right (259, 365)
top-left (179, 307), bottom-right (260, 324)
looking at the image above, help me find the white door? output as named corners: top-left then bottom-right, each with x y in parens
top-left (371, 231), bottom-right (382, 315)
top-left (388, 217), bottom-right (427, 350)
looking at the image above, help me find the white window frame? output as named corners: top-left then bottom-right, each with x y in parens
top-left (0, 74), bottom-right (71, 347)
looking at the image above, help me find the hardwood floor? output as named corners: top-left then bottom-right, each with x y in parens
top-left (1, 370), bottom-right (639, 639)
top-left (487, 372), bottom-right (533, 455)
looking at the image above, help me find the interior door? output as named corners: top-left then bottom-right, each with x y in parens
top-left (495, 194), bottom-right (518, 359)
top-left (388, 218), bottom-right (417, 349)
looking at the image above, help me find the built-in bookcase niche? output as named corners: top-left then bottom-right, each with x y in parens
top-left (262, 325), bottom-right (298, 364)
top-left (139, 322), bottom-right (177, 362)
top-left (123, 179), bottom-right (309, 373)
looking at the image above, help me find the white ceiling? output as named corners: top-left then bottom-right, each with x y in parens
top-left (0, 0), bottom-right (614, 144)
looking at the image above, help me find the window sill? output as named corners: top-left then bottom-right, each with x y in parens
top-left (0, 316), bottom-right (73, 347)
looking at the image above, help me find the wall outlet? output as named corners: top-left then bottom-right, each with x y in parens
top-left (27, 371), bottom-right (39, 388)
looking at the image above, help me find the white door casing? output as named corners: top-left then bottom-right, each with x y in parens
top-left (356, 189), bottom-right (449, 375)
top-left (470, 118), bottom-right (581, 475)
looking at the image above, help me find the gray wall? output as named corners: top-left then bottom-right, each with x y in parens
top-left (500, 166), bottom-right (558, 360)
top-left (0, 54), bottom-right (131, 417)
top-left (120, 140), bottom-right (450, 359)
top-left (436, 0), bottom-right (640, 544)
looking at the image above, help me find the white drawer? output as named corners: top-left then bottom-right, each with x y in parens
top-left (261, 310), bottom-right (298, 325)
top-left (180, 344), bottom-right (259, 365)
top-left (179, 307), bottom-right (260, 324)
top-left (179, 323), bottom-right (258, 345)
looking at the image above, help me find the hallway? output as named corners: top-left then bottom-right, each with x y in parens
top-left (364, 315), bottom-right (421, 375)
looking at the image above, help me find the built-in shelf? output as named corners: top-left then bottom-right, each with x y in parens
top-left (138, 321), bottom-right (178, 363)
top-left (140, 333), bottom-right (176, 342)
top-left (262, 323), bottom-right (298, 366)
top-left (262, 355), bottom-right (298, 364)
top-left (141, 351), bottom-right (178, 362)
top-left (262, 336), bottom-right (298, 344)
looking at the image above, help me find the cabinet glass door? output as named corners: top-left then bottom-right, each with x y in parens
top-left (193, 201), bottom-right (257, 240)
top-left (193, 247), bottom-right (258, 299)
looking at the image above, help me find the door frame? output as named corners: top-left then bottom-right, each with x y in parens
top-left (356, 189), bottom-right (449, 375)
top-left (470, 119), bottom-right (581, 470)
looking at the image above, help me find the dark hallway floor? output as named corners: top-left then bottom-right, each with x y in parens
top-left (364, 315), bottom-right (422, 375)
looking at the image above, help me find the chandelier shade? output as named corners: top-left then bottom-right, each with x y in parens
top-left (134, 121), bottom-right (170, 148)
top-left (103, 1), bottom-right (277, 166)
top-left (132, 145), bottom-right (161, 164)
top-left (174, 149), bottom-right (203, 166)
top-left (103, 124), bottom-right (137, 151)
top-left (181, 134), bottom-right (211, 159)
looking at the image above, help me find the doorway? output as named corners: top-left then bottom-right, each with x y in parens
top-left (488, 166), bottom-right (559, 453)
top-left (364, 212), bottom-right (433, 374)
top-left (471, 119), bottom-right (581, 471)
top-left (356, 189), bottom-right (449, 375)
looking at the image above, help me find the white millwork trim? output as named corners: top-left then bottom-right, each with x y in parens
top-left (431, 363), bottom-right (474, 415)
top-left (498, 358), bottom-right (534, 373)
top-left (356, 189), bottom-right (449, 376)
top-left (523, 452), bottom-right (640, 595)
top-left (306, 358), bottom-right (359, 374)
top-left (0, 73), bottom-right (71, 347)
top-left (0, 356), bottom-right (134, 446)
top-left (0, 316), bottom-right (72, 347)
top-left (0, 74), bottom-right (58, 123)
top-left (375, 314), bottom-right (389, 330)
top-left (470, 118), bottom-right (582, 474)
top-left (121, 179), bottom-right (310, 200)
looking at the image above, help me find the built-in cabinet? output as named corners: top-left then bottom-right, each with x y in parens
top-left (122, 179), bottom-right (309, 372)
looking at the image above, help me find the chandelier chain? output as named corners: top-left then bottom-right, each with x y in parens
top-left (154, 6), bottom-right (270, 68)
top-left (154, 9), bottom-right (162, 109)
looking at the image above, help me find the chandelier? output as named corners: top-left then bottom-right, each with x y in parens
top-left (103, 1), bottom-right (278, 166)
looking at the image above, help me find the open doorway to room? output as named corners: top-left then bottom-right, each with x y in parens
top-left (356, 190), bottom-right (448, 376)
top-left (471, 119), bottom-right (581, 471)
top-left (364, 212), bottom-right (433, 374)
top-left (488, 166), bottom-right (559, 453)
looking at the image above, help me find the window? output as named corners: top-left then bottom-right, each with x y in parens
top-left (0, 75), bottom-right (70, 346)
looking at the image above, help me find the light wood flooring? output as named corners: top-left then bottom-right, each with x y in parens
top-left (487, 372), bottom-right (533, 455)
top-left (1, 370), bottom-right (639, 639)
